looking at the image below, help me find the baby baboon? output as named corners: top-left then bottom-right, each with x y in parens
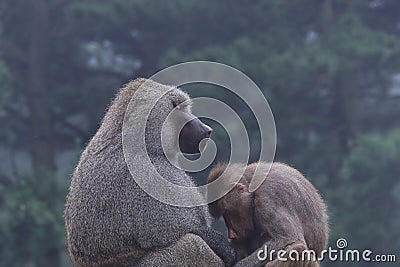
top-left (207, 162), bottom-right (329, 267)
top-left (65, 78), bottom-right (235, 267)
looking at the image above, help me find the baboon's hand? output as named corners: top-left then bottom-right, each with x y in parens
top-left (217, 243), bottom-right (236, 267)
top-left (192, 228), bottom-right (237, 266)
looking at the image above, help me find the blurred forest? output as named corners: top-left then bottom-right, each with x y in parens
top-left (0, 0), bottom-right (400, 266)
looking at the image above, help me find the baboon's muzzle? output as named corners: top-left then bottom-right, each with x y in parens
top-left (179, 116), bottom-right (212, 154)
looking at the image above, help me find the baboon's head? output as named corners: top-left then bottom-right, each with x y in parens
top-left (207, 163), bottom-right (254, 241)
top-left (145, 85), bottom-right (212, 157)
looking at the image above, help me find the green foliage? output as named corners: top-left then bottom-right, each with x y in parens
top-left (0, 178), bottom-right (64, 267)
top-left (0, 60), bottom-right (14, 147)
top-left (0, 60), bottom-right (9, 94)
top-left (0, 60), bottom-right (10, 109)
top-left (331, 131), bottom-right (400, 252)
top-left (1, 0), bottom-right (400, 266)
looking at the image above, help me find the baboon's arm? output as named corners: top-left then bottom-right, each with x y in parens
top-left (234, 206), bottom-right (305, 267)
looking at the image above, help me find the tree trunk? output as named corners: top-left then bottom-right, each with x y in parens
top-left (28, 0), bottom-right (56, 173)
top-left (320, 0), bottom-right (333, 34)
top-left (28, 0), bottom-right (60, 266)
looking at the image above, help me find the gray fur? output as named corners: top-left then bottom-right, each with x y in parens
top-left (135, 233), bottom-right (224, 267)
top-left (65, 78), bottom-right (234, 267)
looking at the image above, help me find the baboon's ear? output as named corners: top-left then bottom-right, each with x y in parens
top-left (233, 183), bottom-right (247, 193)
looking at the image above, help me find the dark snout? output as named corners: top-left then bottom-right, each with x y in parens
top-left (179, 117), bottom-right (212, 154)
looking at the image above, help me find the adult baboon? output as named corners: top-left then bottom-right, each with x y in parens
top-left (65, 78), bottom-right (235, 266)
top-left (207, 162), bottom-right (329, 267)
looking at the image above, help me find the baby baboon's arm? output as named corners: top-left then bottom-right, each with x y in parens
top-left (234, 206), bottom-right (305, 267)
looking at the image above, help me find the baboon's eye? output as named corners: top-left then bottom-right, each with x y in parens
top-left (173, 102), bottom-right (185, 110)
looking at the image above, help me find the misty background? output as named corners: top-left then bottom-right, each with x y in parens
top-left (0, 0), bottom-right (400, 266)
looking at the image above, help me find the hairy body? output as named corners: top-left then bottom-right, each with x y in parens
top-left (65, 79), bottom-right (235, 266)
top-left (208, 162), bottom-right (329, 267)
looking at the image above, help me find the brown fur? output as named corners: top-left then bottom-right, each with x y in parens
top-left (208, 162), bottom-right (329, 267)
